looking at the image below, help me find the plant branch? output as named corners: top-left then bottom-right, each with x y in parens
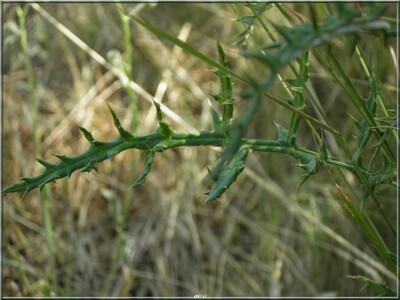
top-left (4, 126), bottom-right (387, 195)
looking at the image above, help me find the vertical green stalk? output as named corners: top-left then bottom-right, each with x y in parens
top-left (102, 194), bottom-right (124, 295)
top-left (116, 2), bottom-right (140, 218)
top-left (16, 5), bottom-right (57, 292)
top-left (102, 5), bottom-right (143, 294)
top-left (16, 5), bottom-right (39, 154)
top-left (334, 168), bottom-right (395, 270)
top-left (115, 3), bottom-right (141, 134)
top-left (116, 3), bottom-right (133, 78)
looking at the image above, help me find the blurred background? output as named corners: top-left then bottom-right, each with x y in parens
top-left (2, 2), bottom-right (397, 297)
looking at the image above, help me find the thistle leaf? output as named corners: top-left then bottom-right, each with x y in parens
top-left (353, 119), bottom-right (370, 163)
top-left (153, 99), bottom-right (163, 122)
top-left (92, 141), bottom-right (109, 150)
top-left (153, 99), bottom-right (174, 138)
top-left (211, 107), bottom-right (222, 132)
top-left (352, 75), bottom-right (380, 163)
top-left (159, 121), bottom-right (174, 139)
top-left (296, 153), bottom-right (319, 186)
top-left (131, 151), bottom-right (156, 188)
top-left (54, 154), bottom-right (75, 164)
top-left (206, 144), bottom-right (250, 201)
top-left (36, 158), bottom-right (57, 170)
top-left (274, 122), bottom-right (289, 143)
top-left (242, 10), bottom-right (389, 75)
top-left (214, 41), bottom-right (234, 132)
top-left (107, 103), bottom-right (134, 141)
top-left (4, 135), bottom-right (129, 193)
top-left (77, 125), bottom-right (95, 143)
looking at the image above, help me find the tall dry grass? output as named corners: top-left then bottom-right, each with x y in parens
top-left (3, 3), bottom-right (397, 297)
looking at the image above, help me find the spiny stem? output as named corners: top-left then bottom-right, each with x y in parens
top-left (4, 130), bottom-right (383, 194)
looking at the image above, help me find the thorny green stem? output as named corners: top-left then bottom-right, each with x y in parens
top-left (4, 130), bottom-right (391, 195)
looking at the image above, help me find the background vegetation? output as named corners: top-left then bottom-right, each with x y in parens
top-left (3, 2), bottom-right (397, 297)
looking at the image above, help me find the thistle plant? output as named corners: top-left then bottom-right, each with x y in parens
top-left (4, 2), bottom-right (397, 297)
top-left (5, 4), bottom-right (395, 198)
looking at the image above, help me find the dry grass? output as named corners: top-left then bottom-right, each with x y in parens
top-left (3, 3), bottom-right (397, 297)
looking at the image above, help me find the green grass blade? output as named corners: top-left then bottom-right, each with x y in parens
top-left (132, 16), bottom-right (249, 84)
top-left (336, 183), bottom-right (395, 270)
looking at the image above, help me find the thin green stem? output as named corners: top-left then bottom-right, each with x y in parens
top-left (17, 6), bottom-right (39, 155)
top-left (102, 194), bottom-right (124, 295)
top-left (116, 3), bottom-right (133, 76)
top-left (16, 4), bottom-right (58, 292)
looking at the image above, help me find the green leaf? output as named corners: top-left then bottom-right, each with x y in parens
top-left (36, 158), bottom-right (57, 170)
top-left (206, 144), bottom-right (251, 201)
top-left (296, 153), bottom-right (319, 186)
top-left (153, 99), bottom-right (163, 123)
top-left (159, 121), bottom-right (174, 139)
top-left (107, 103), bottom-right (134, 141)
top-left (153, 99), bottom-right (174, 138)
top-left (4, 135), bottom-right (130, 193)
top-left (54, 154), bottom-right (75, 165)
top-left (211, 107), bottom-right (222, 132)
top-left (213, 41), bottom-right (234, 133)
top-left (352, 75), bottom-right (379, 164)
top-left (216, 40), bottom-right (228, 67)
top-left (242, 10), bottom-right (389, 76)
top-left (353, 119), bottom-right (370, 164)
top-left (92, 141), bottom-right (110, 150)
top-left (131, 151), bottom-right (156, 188)
top-left (77, 125), bottom-right (95, 143)
top-left (275, 122), bottom-right (289, 143)
top-left (349, 276), bottom-right (396, 297)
